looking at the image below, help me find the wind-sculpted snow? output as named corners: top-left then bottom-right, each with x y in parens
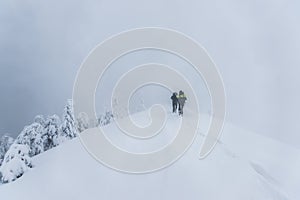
top-left (0, 111), bottom-right (299, 200)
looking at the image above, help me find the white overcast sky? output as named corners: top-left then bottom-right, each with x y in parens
top-left (0, 0), bottom-right (299, 148)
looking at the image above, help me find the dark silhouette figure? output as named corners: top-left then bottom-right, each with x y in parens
top-left (170, 92), bottom-right (178, 113)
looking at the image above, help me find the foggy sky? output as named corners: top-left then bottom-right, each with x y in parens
top-left (0, 0), bottom-right (300, 148)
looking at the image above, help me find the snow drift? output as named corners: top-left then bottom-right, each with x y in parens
top-left (0, 110), bottom-right (299, 200)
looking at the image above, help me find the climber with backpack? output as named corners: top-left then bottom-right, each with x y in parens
top-left (177, 90), bottom-right (187, 116)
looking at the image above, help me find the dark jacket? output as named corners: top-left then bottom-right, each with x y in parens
top-left (171, 94), bottom-right (178, 104)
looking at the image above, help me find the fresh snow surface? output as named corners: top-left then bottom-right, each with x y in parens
top-left (0, 108), bottom-right (299, 200)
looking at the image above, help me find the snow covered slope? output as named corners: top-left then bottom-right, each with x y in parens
top-left (0, 110), bottom-right (299, 200)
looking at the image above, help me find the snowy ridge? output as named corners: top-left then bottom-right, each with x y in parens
top-left (0, 110), bottom-right (299, 200)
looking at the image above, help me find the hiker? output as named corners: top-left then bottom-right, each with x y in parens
top-left (177, 90), bottom-right (187, 116)
top-left (170, 92), bottom-right (178, 113)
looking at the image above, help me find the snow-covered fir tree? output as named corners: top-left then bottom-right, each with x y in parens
top-left (0, 144), bottom-right (32, 183)
top-left (0, 135), bottom-right (14, 166)
top-left (76, 112), bottom-right (89, 133)
top-left (42, 115), bottom-right (61, 150)
top-left (111, 98), bottom-right (127, 119)
top-left (97, 111), bottom-right (114, 127)
top-left (15, 122), bottom-right (44, 157)
top-left (60, 100), bottom-right (77, 139)
top-left (34, 115), bottom-right (46, 127)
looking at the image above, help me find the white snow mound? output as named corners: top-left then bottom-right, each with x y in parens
top-left (0, 110), bottom-right (299, 200)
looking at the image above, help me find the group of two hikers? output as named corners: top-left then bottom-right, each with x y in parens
top-left (171, 90), bottom-right (187, 116)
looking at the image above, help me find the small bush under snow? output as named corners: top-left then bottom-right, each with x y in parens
top-left (0, 144), bottom-right (32, 183)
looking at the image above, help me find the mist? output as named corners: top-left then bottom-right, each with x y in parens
top-left (0, 0), bottom-right (299, 148)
